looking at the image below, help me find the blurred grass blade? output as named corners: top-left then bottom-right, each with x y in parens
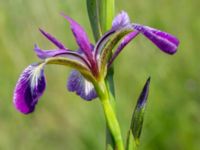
top-left (126, 130), bottom-right (137, 150)
top-left (86, 0), bottom-right (102, 41)
top-left (107, 144), bottom-right (114, 150)
top-left (130, 77), bottom-right (150, 146)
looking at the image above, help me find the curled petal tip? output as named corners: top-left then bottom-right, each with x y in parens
top-left (13, 64), bottom-right (46, 114)
top-left (112, 11), bottom-right (131, 29)
top-left (133, 24), bottom-right (179, 54)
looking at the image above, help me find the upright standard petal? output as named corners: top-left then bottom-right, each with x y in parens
top-left (67, 70), bottom-right (97, 101)
top-left (108, 31), bottom-right (139, 67)
top-left (95, 11), bottom-right (132, 58)
top-left (112, 11), bottom-right (131, 29)
top-left (62, 14), bottom-right (93, 58)
top-left (13, 64), bottom-right (46, 114)
top-left (99, 27), bottom-right (133, 75)
top-left (39, 28), bottom-right (66, 49)
top-left (133, 24), bottom-right (179, 54)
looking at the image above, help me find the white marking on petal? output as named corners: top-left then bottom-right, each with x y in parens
top-left (30, 64), bottom-right (44, 92)
top-left (84, 79), bottom-right (94, 95)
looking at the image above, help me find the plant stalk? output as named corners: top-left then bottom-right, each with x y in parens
top-left (96, 80), bottom-right (124, 150)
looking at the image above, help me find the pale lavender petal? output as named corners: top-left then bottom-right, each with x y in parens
top-left (112, 11), bottom-right (131, 29)
top-left (67, 70), bottom-right (97, 101)
top-left (108, 31), bottom-right (139, 67)
top-left (39, 28), bottom-right (66, 49)
top-left (133, 24), bottom-right (179, 54)
top-left (62, 14), bottom-right (93, 58)
top-left (13, 64), bottom-right (46, 114)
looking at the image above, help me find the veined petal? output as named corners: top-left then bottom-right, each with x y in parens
top-left (100, 27), bottom-right (133, 75)
top-left (94, 11), bottom-right (132, 57)
top-left (34, 44), bottom-right (70, 59)
top-left (34, 45), bottom-right (91, 69)
top-left (94, 29), bottom-right (116, 58)
top-left (112, 11), bottom-right (131, 29)
top-left (67, 70), bottom-right (97, 100)
top-left (39, 28), bottom-right (66, 49)
top-left (108, 31), bottom-right (139, 67)
top-left (62, 14), bottom-right (93, 58)
top-left (133, 24), bottom-right (179, 54)
top-left (45, 57), bottom-right (94, 82)
top-left (13, 63), bottom-right (46, 114)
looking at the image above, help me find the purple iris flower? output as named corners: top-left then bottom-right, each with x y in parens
top-left (13, 11), bottom-right (179, 114)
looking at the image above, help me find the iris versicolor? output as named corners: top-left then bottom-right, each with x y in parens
top-left (13, 11), bottom-right (179, 114)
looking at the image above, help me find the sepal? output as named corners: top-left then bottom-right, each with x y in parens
top-left (13, 63), bottom-right (46, 114)
top-left (67, 70), bottom-right (97, 100)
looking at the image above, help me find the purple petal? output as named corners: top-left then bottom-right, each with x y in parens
top-left (13, 64), bottom-right (46, 114)
top-left (34, 45), bottom-right (91, 68)
top-left (34, 45), bottom-right (68, 59)
top-left (95, 11), bottom-right (133, 58)
top-left (94, 29), bottom-right (116, 57)
top-left (133, 24), bottom-right (179, 54)
top-left (34, 45), bottom-right (77, 59)
top-left (39, 28), bottom-right (66, 49)
top-left (108, 31), bottom-right (139, 67)
top-left (67, 70), bottom-right (97, 101)
top-left (62, 14), bottom-right (93, 58)
top-left (112, 11), bottom-right (131, 29)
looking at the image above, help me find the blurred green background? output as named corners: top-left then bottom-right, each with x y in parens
top-left (0, 0), bottom-right (199, 149)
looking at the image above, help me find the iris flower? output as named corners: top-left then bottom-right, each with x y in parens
top-left (13, 11), bottom-right (179, 114)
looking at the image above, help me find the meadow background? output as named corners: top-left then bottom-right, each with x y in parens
top-left (0, 0), bottom-right (199, 149)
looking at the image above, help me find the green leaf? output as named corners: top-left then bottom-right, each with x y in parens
top-left (130, 77), bottom-right (150, 146)
top-left (99, 0), bottom-right (115, 33)
top-left (86, 0), bottom-right (102, 41)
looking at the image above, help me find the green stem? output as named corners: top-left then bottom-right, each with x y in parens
top-left (105, 66), bottom-right (116, 149)
top-left (96, 80), bottom-right (124, 150)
